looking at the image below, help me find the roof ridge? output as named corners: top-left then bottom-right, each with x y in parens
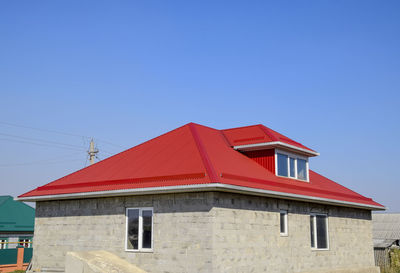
top-left (258, 125), bottom-right (279, 141)
top-left (222, 124), bottom-right (262, 131)
top-left (219, 130), bottom-right (233, 147)
top-left (188, 123), bottom-right (219, 183)
top-left (0, 196), bottom-right (12, 206)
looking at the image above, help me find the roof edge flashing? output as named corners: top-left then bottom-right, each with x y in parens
top-left (16, 183), bottom-right (384, 211)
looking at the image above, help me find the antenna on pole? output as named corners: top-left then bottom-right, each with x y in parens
top-left (88, 139), bottom-right (99, 165)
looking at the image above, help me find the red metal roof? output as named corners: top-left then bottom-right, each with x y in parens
top-left (222, 124), bottom-right (317, 153)
top-left (18, 123), bottom-right (384, 209)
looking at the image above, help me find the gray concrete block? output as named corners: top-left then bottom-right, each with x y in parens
top-left (31, 192), bottom-right (377, 273)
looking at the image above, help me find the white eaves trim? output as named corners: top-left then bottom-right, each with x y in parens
top-left (233, 141), bottom-right (320, 157)
top-left (15, 183), bottom-right (384, 211)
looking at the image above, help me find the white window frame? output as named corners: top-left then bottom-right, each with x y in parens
top-left (0, 238), bottom-right (7, 249)
top-left (125, 207), bottom-right (154, 252)
top-left (310, 213), bottom-right (329, 250)
top-left (280, 210), bottom-right (288, 236)
top-left (275, 149), bottom-right (309, 182)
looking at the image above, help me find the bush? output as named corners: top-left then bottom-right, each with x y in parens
top-left (382, 249), bottom-right (400, 273)
top-left (392, 249), bottom-right (400, 270)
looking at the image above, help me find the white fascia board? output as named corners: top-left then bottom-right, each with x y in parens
top-left (233, 141), bottom-right (320, 157)
top-left (15, 183), bottom-right (384, 211)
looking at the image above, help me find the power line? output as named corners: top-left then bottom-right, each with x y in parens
top-left (96, 139), bottom-right (126, 149)
top-left (0, 132), bottom-right (86, 149)
top-left (0, 121), bottom-right (125, 168)
top-left (0, 158), bottom-right (83, 167)
top-left (0, 152), bottom-right (84, 167)
top-left (0, 121), bottom-right (88, 139)
top-left (95, 145), bottom-right (116, 156)
top-left (0, 137), bottom-right (85, 152)
top-left (0, 121), bottom-right (126, 150)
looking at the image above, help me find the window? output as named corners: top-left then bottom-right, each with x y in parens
top-left (289, 157), bottom-right (296, 178)
top-left (310, 214), bottom-right (329, 250)
top-left (0, 238), bottom-right (7, 249)
top-left (275, 150), bottom-right (309, 181)
top-left (126, 207), bottom-right (153, 251)
top-left (18, 237), bottom-right (31, 248)
top-left (280, 210), bottom-right (288, 236)
top-left (297, 159), bottom-right (308, 180)
top-left (277, 153), bottom-right (288, 176)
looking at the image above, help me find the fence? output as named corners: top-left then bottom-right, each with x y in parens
top-left (0, 241), bottom-right (33, 273)
top-left (375, 248), bottom-right (390, 270)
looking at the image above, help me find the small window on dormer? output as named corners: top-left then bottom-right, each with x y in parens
top-left (277, 153), bottom-right (288, 176)
top-left (297, 159), bottom-right (308, 180)
top-left (276, 150), bottom-right (309, 181)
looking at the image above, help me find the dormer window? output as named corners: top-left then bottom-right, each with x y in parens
top-left (276, 150), bottom-right (309, 181)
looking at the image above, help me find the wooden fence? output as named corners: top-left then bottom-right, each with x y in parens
top-left (374, 248), bottom-right (391, 270)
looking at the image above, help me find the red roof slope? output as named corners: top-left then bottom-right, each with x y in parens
top-left (222, 124), bottom-right (316, 153)
top-left (18, 123), bottom-right (384, 210)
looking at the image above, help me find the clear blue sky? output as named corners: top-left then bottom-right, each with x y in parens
top-left (0, 1), bottom-right (399, 211)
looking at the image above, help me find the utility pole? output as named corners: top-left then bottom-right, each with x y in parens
top-left (88, 139), bottom-right (99, 165)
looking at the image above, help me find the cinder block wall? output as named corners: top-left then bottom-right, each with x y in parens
top-left (32, 192), bottom-right (377, 273)
top-left (211, 192), bottom-right (376, 273)
top-left (33, 192), bottom-right (214, 272)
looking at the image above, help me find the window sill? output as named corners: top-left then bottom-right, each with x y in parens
top-left (311, 248), bottom-right (330, 251)
top-left (125, 249), bottom-right (154, 253)
top-left (276, 174), bottom-right (309, 183)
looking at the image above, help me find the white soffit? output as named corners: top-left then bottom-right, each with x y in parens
top-left (233, 141), bottom-right (320, 157)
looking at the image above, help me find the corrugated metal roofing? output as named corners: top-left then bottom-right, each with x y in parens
top-left (0, 196), bottom-right (10, 207)
top-left (373, 213), bottom-right (400, 242)
top-left (0, 196), bottom-right (35, 232)
top-left (222, 124), bottom-right (316, 153)
top-left (18, 123), bottom-right (383, 209)
top-left (373, 239), bottom-right (397, 248)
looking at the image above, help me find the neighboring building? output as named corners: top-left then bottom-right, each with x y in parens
top-left (372, 213), bottom-right (400, 269)
top-left (0, 195), bottom-right (35, 272)
top-left (18, 123), bottom-right (384, 273)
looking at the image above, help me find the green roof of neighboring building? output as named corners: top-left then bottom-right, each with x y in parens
top-left (0, 196), bottom-right (35, 232)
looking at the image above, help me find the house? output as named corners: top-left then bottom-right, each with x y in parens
top-left (372, 213), bottom-right (400, 269)
top-left (0, 195), bottom-right (35, 272)
top-left (17, 123), bottom-right (384, 273)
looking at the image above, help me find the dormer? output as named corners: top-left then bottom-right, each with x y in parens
top-left (222, 124), bottom-right (319, 182)
top-left (274, 149), bottom-right (309, 181)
